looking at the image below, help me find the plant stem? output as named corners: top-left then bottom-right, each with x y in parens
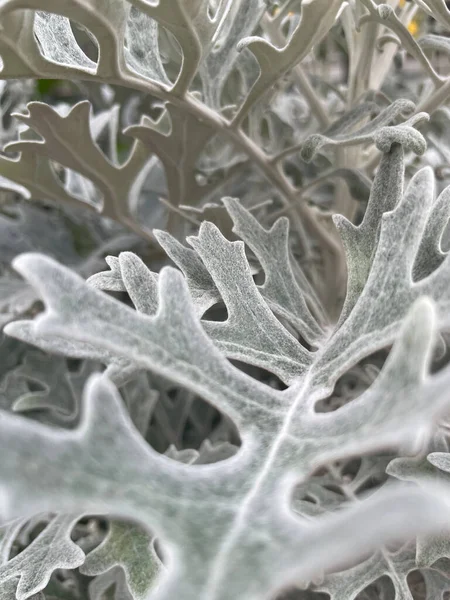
top-left (2, 30), bottom-right (348, 305)
top-left (107, 70), bottom-right (342, 258)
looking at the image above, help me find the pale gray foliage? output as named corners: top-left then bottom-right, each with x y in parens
top-left (7, 351), bottom-right (99, 421)
top-left (0, 0), bottom-right (434, 247)
top-left (2, 1), bottom-right (450, 600)
top-left (5, 164), bottom-right (450, 598)
top-left (26, 147), bottom-right (450, 389)
top-left (0, 515), bottom-right (84, 600)
top-left (0, 361), bottom-right (448, 600)
top-left (6, 136), bottom-right (450, 598)
top-left (199, 0), bottom-right (266, 109)
top-left (88, 199), bottom-right (324, 382)
top-left (2, 101), bottom-right (151, 225)
top-left (386, 433), bottom-right (450, 594)
top-left (234, 0), bottom-right (345, 125)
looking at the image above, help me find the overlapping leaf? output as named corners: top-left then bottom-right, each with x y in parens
top-left (1, 3), bottom-right (450, 599)
top-left (0, 102), bottom-right (151, 227)
top-left (0, 515), bottom-right (84, 600)
top-left (6, 148), bottom-right (450, 596)
top-left (233, 0), bottom-right (345, 124)
top-left (199, 0), bottom-right (266, 110)
top-left (125, 104), bottom-right (216, 211)
top-left (1, 289), bottom-right (450, 599)
top-left (0, 0), bottom-right (236, 96)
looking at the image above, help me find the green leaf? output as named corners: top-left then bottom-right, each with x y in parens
top-left (81, 520), bottom-right (161, 600)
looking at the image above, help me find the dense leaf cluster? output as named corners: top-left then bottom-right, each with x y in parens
top-left (3, 1), bottom-right (450, 599)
